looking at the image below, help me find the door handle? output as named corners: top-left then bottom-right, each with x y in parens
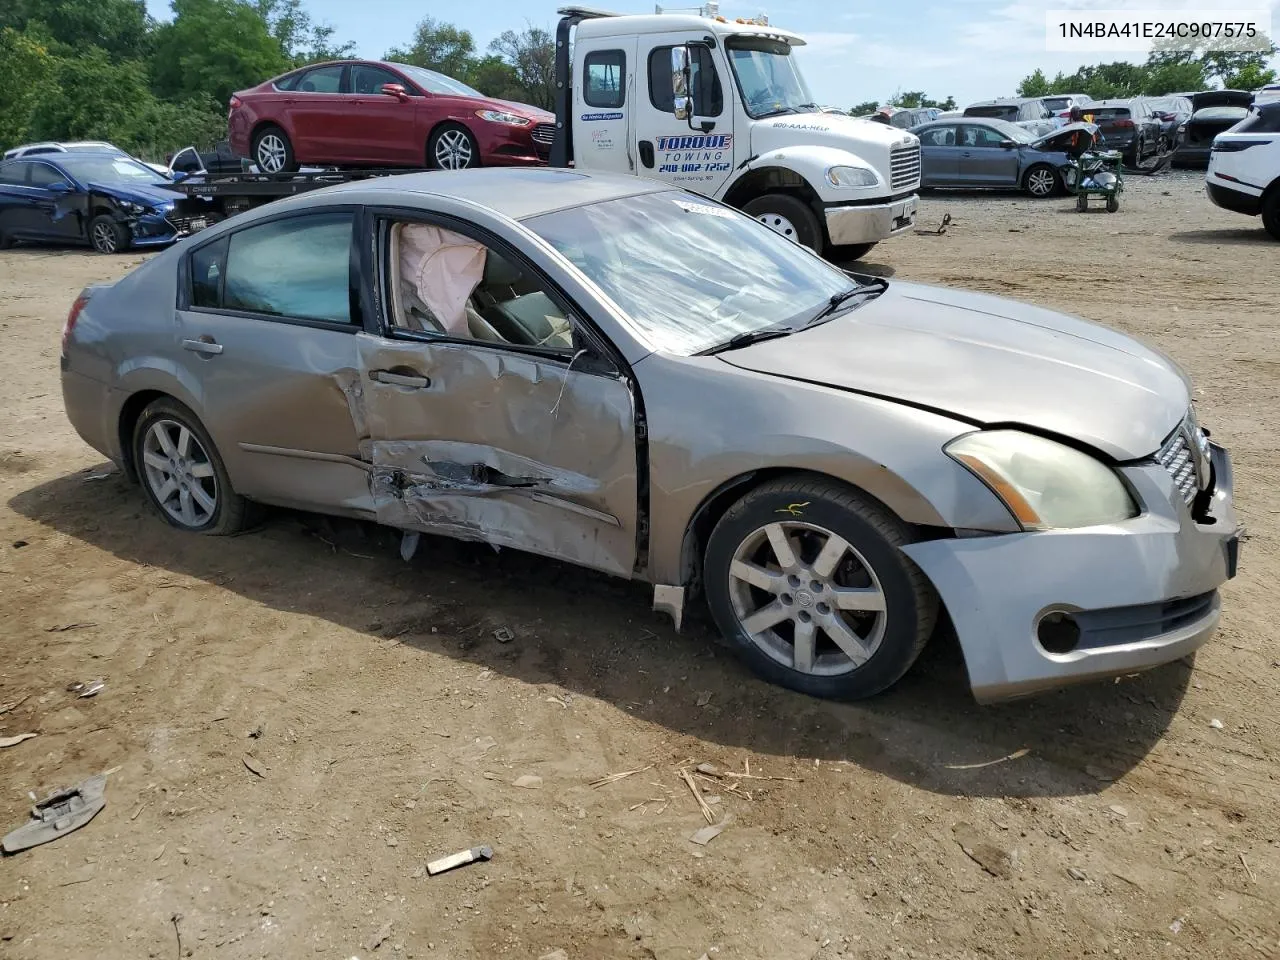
top-left (182, 337), bottom-right (223, 356)
top-left (369, 369), bottom-right (430, 389)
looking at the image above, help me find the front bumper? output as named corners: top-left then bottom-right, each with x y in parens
top-left (825, 194), bottom-right (918, 246)
top-left (903, 442), bottom-right (1239, 704)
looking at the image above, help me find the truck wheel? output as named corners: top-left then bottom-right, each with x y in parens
top-left (742, 194), bottom-right (822, 253)
top-left (89, 215), bottom-right (129, 254)
top-left (829, 242), bottom-right (875, 262)
top-left (252, 125), bottom-right (296, 173)
top-left (1263, 189), bottom-right (1280, 241)
top-left (1023, 164), bottom-right (1058, 198)
top-left (703, 476), bottom-right (937, 700)
top-left (429, 124), bottom-right (479, 170)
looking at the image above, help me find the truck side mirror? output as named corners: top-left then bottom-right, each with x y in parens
top-left (671, 46), bottom-right (691, 120)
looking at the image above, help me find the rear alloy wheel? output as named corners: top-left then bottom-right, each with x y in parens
top-left (253, 125), bottom-right (296, 173)
top-left (1262, 190), bottom-right (1280, 242)
top-left (132, 398), bottom-right (249, 535)
top-left (1023, 164), bottom-right (1058, 198)
top-left (742, 194), bottom-right (823, 253)
top-left (429, 124), bottom-right (479, 170)
top-left (89, 215), bottom-right (128, 254)
top-left (704, 477), bottom-right (937, 700)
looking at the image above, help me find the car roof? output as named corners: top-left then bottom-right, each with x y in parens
top-left (271, 168), bottom-right (675, 222)
top-left (1086, 99), bottom-right (1137, 107)
top-left (965, 98), bottom-right (1037, 107)
top-left (574, 13), bottom-right (804, 44)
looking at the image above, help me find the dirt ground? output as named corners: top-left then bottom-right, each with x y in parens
top-left (1, 172), bottom-right (1278, 960)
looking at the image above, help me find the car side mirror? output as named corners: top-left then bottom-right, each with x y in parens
top-left (381, 82), bottom-right (410, 101)
top-left (999, 139), bottom-right (1017, 149)
top-left (671, 46), bottom-right (691, 120)
top-left (46, 181), bottom-right (74, 193)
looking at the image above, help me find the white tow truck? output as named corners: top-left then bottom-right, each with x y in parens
top-left (550, 5), bottom-right (921, 260)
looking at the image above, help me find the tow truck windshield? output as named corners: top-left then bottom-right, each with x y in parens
top-left (726, 37), bottom-right (817, 120)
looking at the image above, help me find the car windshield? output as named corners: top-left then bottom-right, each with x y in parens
top-left (987, 119), bottom-right (1036, 143)
top-left (726, 37), bottom-right (817, 119)
top-left (57, 156), bottom-right (168, 186)
top-left (1042, 97), bottom-right (1071, 112)
top-left (526, 191), bottom-right (858, 355)
top-left (393, 64), bottom-right (484, 98)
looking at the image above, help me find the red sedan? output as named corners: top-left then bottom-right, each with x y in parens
top-left (228, 60), bottom-right (555, 173)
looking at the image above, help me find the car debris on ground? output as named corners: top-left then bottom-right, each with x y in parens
top-left (426, 845), bottom-right (493, 876)
top-left (2, 774), bottom-right (107, 854)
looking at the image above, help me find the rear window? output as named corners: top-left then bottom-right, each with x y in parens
top-left (965, 106), bottom-right (1018, 120)
top-left (1042, 98), bottom-right (1070, 111)
top-left (1233, 108), bottom-right (1280, 133)
top-left (1087, 108), bottom-right (1131, 120)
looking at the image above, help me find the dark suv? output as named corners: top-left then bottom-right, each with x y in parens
top-left (1083, 98), bottom-right (1163, 165)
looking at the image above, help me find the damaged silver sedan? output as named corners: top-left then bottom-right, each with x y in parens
top-left (60, 169), bottom-right (1240, 703)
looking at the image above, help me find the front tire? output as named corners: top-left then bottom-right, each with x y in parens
top-left (132, 398), bottom-right (249, 535)
top-left (1106, 194), bottom-right (1119, 213)
top-left (829, 242), bottom-right (875, 262)
top-left (428, 123), bottom-right (479, 170)
top-left (1023, 164), bottom-right (1058, 198)
top-left (252, 125), bottom-right (296, 173)
top-left (703, 476), bottom-right (937, 700)
top-left (89, 215), bottom-right (128, 254)
top-left (742, 194), bottom-right (823, 253)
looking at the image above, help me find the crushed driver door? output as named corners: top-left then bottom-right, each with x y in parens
top-left (355, 333), bottom-right (640, 578)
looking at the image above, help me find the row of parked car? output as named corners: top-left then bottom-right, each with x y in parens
top-left (861, 87), bottom-right (1274, 170)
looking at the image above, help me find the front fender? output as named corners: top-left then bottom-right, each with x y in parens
top-left (722, 145), bottom-right (885, 203)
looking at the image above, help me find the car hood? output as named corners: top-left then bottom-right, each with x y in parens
top-left (85, 180), bottom-right (185, 208)
top-left (1192, 90), bottom-right (1253, 110)
top-left (716, 281), bottom-right (1189, 460)
top-left (750, 111), bottom-right (915, 155)
top-left (1030, 121), bottom-right (1098, 151)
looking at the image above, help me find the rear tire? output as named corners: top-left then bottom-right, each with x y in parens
top-left (703, 476), bottom-right (937, 700)
top-left (252, 125), bottom-right (296, 173)
top-left (89, 215), bottom-right (128, 254)
top-left (131, 398), bottom-right (249, 535)
top-left (1106, 194), bottom-right (1119, 213)
top-left (742, 194), bottom-right (823, 253)
top-left (1263, 189), bottom-right (1280, 242)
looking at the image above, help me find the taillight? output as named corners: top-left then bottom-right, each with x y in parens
top-left (63, 290), bottom-right (91, 357)
top-left (1113, 119), bottom-right (1135, 129)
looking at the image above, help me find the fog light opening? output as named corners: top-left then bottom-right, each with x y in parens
top-left (1038, 611), bottom-right (1080, 654)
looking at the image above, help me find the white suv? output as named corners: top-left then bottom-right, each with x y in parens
top-left (1206, 102), bottom-right (1280, 241)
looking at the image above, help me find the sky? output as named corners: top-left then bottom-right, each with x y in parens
top-left (145, 0), bottom-right (1279, 108)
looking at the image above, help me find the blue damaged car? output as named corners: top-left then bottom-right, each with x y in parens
top-left (0, 152), bottom-right (219, 254)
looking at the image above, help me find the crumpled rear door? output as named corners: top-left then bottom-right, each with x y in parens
top-left (355, 332), bottom-right (639, 578)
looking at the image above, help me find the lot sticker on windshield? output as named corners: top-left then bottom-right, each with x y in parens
top-left (656, 133), bottom-right (733, 181)
top-left (670, 198), bottom-right (736, 219)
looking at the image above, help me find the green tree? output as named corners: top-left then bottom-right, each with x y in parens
top-left (1016, 68), bottom-right (1050, 97)
top-left (488, 24), bottom-right (555, 110)
top-left (1224, 60), bottom-right (1276, 90)
top-left (466, 54), bottom-right (526, 101)
top-left (385, 16), bottom-right (475, 77)
top-left (0, 25), bottom-right (54, 145)
top-left (151, 0), bottom-right (289, 107)
top-left (28, 45), bottom-right (151, 143)
top-left (1, 0), bottom-right (150, 58)
top-left (888, 90), bottom-right (956, 110)
top-left (848, 100), bottom-right (879, 115)
top-left (256, 0), bottom-right (352, 65)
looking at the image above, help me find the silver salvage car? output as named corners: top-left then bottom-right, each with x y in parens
top-left (59, 169), bottom-right (1241, 703)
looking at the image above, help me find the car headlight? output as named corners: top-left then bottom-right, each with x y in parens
top-left (120, 200), bottom-right (149, 214)
top-left (945, 430), bottom-right (1138, 530)
top-left (826, 165), bottom-right (880, 188)
top-left (475, 109), bottom-right (532, 126)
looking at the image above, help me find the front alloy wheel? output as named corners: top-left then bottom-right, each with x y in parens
top-left (433, 128), bottom-right (476, 169)
top-left (704, 477), bottom-right (937, 700)
top-left (1024, 166), bottom-right (1057, 197)
top-left (728, 521), bottom-right (887, 676)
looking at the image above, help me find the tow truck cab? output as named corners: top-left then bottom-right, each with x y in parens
top-left (551, 5), bottom-right (921, 259)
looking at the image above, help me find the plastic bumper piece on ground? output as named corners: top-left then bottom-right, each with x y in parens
top-left (902, 443), bottom-right (1239, 704)
top-left (825, 195), bottom-right (918, 246)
